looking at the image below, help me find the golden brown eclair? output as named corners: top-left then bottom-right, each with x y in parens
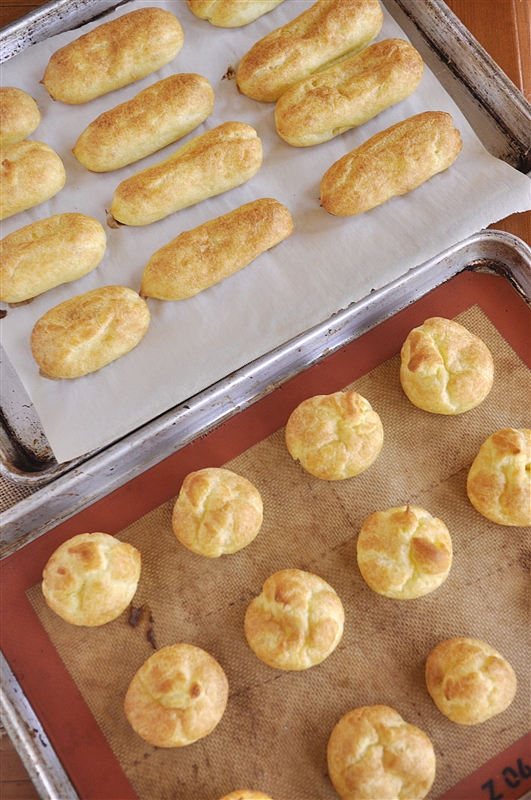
top-left (41, 7), bottom-right (184, 105)
top-left (236, 0), bottom-right (384, 102)
top-left (320, 111), bottom-right (462, 216)
top-left (0, 213), bottom-right (106, 303)
top-left (275, 38), bottom-right (424, 147)
top-left (110, 121), bottom-right (263, 226)
top-left (0, 140), bottom-right (66, 220)
top-left (73, 74), bottom-right (215, 172)
top-left (30, 286), bottom-right (150, 379)
top-left (0, 87), bottom-right (41, 148)
top-left (141, 198), bottom-right (293, 300)
top-left (187, 0), bottom-right (285, 27)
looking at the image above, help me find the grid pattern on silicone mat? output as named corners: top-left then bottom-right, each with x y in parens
top-left (27, 306), bottom-right (531, 800)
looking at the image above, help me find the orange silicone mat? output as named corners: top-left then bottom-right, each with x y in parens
top-left (1, 270), bottom-right (530, 800)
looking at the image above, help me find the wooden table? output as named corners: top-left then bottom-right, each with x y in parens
top-left (0, 1), bottom-right (530, 798)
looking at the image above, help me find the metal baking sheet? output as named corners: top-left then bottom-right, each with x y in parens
top-left (1, 240), bottom-right (530, 800)
top-left (0, 0), bottom-right (530, 491)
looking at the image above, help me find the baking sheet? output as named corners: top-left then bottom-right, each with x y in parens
top-left (1, 268), bottom-right (530, 800)
top-left (0, 0), bottom-right (530, 465)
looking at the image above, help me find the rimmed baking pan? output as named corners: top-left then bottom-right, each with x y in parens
top-left (1, 257), bottom-right (530, 800)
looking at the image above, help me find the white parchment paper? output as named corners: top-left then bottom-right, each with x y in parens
top-left (1, 0), bottom-right (530, 463)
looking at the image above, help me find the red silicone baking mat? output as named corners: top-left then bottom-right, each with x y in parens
top-left (1, 269), bottom-right (530, 800)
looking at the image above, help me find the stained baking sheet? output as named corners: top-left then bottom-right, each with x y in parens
top-left (0, 0), bottom-right (530, 473)
top-left (1, 264), bottom-right (530, 800)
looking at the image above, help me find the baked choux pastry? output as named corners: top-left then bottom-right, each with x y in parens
top-left (73, 74), bottom-right (214, 172)
top-left (41, 7), bottom-right (184, 104)
top-left (285, 390), bottom-right (383, 480)
top-left (467, 428), bottom-right (531, 526)
top-left (124, 643), bottom-right (228, 747)
top-left (399, 317), bottom-right (494, 414)
top-left (275, 38), bottom-right (423, 147)
top-left (30, 286), bottom-right (150, 379)
top-left (0, 87), bottom-right (41, 148)
top-left (0, 213), bottom-right (106, 303)
top-left (327, 705), bottom-right (436, 800)
top-left (42, 532), bottom-right (141, 626)
top-left (172, 467), bottom-right (263, 557)
top-left (1, 140), bottom-right (66, 220)
top-left (244, 568), bottom-right (344, 670)
top-left (425, 637), bottom-right (517, 725)
top-left (320, 111), bottom-right (462, 216)
top-left (357, 505), bottom-right (452, 599)
top-left (187, 0), bottom-right (285, 27)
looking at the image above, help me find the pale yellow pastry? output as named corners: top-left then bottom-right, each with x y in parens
top-left (141, 198), bottom-right (293, 300)
top-left (0, 213), bottom-right (106, 303)
top-left (0, 140), bottom-right (66, 220)
top-left (244, 568), bottom-right (344, 670)
top-left (327, 705), bottom-right (436, 800)
top-left (172, 467), bottom-right (263, 557)
top-left (399, 317), bottom-right (494, 415)
top-left (219, 793), bottom-right (273, 800)
top-left (110, 121), bottom-right (263, 226)
top-left (41, 7), bottom-right (184, 105)
top-left (357, 505), bottom-right (452, 599)
top-left (30, 286), bottom-right (150, 379)
top-left (320, 111), bottom-right (462, 216)
top-left (236, 0), bottom-right (384, 102)
top-left (467, 428), bottom-right (531, 526)
top-left (285, 390), bottom-right (383, 480)
top-left (188, 0), bottom-right (285, 27)
top-left (275, 38), bottom-right (423, 147)
top-left (42, 532), bottom-right (141, 626)
top-left (124, 643), bottom-right (228, 747)
top-left (73, 74), bottom-right (214, 172)
top-left (425, 637), bottom-right (517, 725)
top-left (0, 87), bottom-right (41, 148)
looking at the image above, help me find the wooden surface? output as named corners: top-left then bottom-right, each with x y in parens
top-left (0, 1), bottom-right (530, 798)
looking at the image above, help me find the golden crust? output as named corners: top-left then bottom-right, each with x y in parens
top-left (30, 285), bottom-right (150, 379)
top-left (172, 467), bottom-right (264, 557)
top-left (73, 74), bottom-right (214, 173)
top-left (244, 568), bottom-right (344, 670)
top-left (285, 390), bottom-right (383, 480)
top-left (42, 532), bottom-right (141, 626)
top-left (320, 111), bottom-right (462, 216)
top-left (124, 644), bottom-right (228, 747)
top-left (110, 121), bottom-right (263, 226)
top-left (425, 637), bottom-right (517, 725)
top-left (0, 140), bottom-right (66, 220)
top-left (41, 8), bottom-right (184, 105)
top-left (236, 0), bottom-right (384, 102)
top-left (141, 198), bottom-right (293, 300)
top-left (327, 705), bottom-right (436, 800)
top-left (466, 428), bottom-right (531, 526)
top-left (187, 0), bottom-right (285, 27)
top-left (399, 317), bottom-right (494, 415)
top-left (0, 87), bottom-right (41, 148)
top-left (357, 505), bottom-right (452, 599)
top-left (275, 38), bottom-right (423, 147)
top-left (0, 213), bottom-right (106, 303)
top-left (219, 793), bottom-right (273, 800)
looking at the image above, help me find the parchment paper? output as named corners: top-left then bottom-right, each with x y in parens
top-left (27, 306), bottom-right (531, 800)
top-left (1, 0), bottom-right (530, 463)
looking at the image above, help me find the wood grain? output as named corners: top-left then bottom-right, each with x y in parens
top-left (0, 2), bottom-right (529, 798)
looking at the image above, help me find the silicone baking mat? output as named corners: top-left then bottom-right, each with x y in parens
top-left (1, 270), bottom-right (530, 800)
